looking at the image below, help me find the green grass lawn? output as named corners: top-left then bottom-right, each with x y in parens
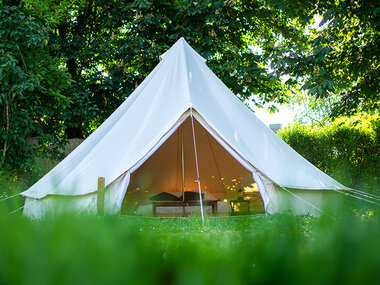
top-left (0, 209), bottom-right (379, 285)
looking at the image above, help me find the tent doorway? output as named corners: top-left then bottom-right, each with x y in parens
top-left (121, 116), bottom-right (265, 216)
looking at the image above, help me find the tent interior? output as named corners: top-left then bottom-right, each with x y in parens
top-left (121, 117), bottom-right (265, 216)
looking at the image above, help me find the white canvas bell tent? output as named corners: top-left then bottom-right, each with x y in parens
top-left (21, 38), bottom-right (350, 218)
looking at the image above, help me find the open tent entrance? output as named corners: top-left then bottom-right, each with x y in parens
top-left (121, 116), bottom-right (265, 216)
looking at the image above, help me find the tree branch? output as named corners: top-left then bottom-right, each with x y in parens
top-left (2, 93), bottom-right (11, 165)
top-left (18, 49), bottom-right (27, 71)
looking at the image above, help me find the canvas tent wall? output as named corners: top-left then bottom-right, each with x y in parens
top-left (21, 38), bottom-right (350, 219)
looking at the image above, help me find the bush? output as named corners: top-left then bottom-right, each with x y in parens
top-left (278, 114), bottom-right (379, 193)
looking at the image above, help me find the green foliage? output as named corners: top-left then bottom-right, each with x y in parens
top-left (1, 0), bottom-right (378, 173)
top-left (278, 115), bottom-right (380, 193)
top-left (30, 0), bottom-right (375, 139)
top-left (28, 0), bottom-right (310, 138)
top-left (0, 212), bottom-right (378, 284)
top-left (288, 90), bottom-right (339, 125)
top-left (269, 0), bottom-right (379, 116)
top-left (0, 4), bottom-right (71, 171)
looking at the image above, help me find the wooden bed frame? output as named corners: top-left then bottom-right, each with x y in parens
top-left (151, 200), bottom-right (219, 217)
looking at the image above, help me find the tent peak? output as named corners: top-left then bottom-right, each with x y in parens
top-left (159, 38), bottom-right (207, 63)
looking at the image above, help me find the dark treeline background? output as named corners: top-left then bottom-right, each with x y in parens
top-left (0, 0), bottom-right (378, 189)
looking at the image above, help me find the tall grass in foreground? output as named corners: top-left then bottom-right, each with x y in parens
top-left (0, 206), bottom-right (379, 285)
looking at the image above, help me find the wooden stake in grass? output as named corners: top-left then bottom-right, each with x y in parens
top-left (97, 177), bottom-right (105, 216)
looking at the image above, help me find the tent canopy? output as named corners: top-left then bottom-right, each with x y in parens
top-left (22, 38), bottom-right (349, 201)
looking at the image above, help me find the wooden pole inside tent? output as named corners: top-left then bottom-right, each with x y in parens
top-left (97, 177), bottom-right (105, 216)
top-left (181, 125), bottom-right (185, 203)
top-left (190, 112), bottom-right (205, 224)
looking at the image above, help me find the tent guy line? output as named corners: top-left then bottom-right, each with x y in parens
top-left (333, 189), bottom-right (380, 206)
top-left (0, 192), bottom-right (21, 203)
top-left (2, 199), bottom-right (36, 218)
top-left (278, 185), bottom-right (332, 217)
top-left (350, 189), bottom-right (380, 200)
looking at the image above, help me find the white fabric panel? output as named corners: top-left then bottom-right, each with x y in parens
top-left (104, 175), bottom-right (125, 214)
top-left (188, 51), bottom-right (348, 191)
top-left (281, 188), bottom-right (327, 216)
top-left (23, 194), bottom-right (97, 219)
top-left (23, 180), bottom-right (124, 218)
top-left (257, 174), bottom-right (327, 216)
top-left (22, 37), bottom-right (349, 209)
top-left (115, 172), bottom-right (130, 209)
top-left (22, 40), bottom-right (192, 199)
top-left (258, 174), bottom-right (283, 214)
top-left (252, 172), bottom-right (270, 211)
top-left (23, 198), bottom-right (40, 219)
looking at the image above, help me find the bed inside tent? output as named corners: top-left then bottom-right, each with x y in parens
top-left (120, 115), bottom-right (265, 216)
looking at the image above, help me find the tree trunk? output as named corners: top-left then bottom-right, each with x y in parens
top-left (2, 93), bottom-right (10, 165)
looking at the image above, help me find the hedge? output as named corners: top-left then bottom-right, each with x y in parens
top-left (278, 115), bottom-right (379, 194)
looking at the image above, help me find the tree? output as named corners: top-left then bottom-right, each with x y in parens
top-left (36, 0), bottom-right (312, 138)
top-left (7, 0), bottom-right (377, 172)
top-left (288, 91), bottom-right (339, 126)
top-left (269, 0), bottom-right (379, 117)
top-left (2, 0), bottom-right (313, 170)
top-left (0, 4), bottom-right (70, 170)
